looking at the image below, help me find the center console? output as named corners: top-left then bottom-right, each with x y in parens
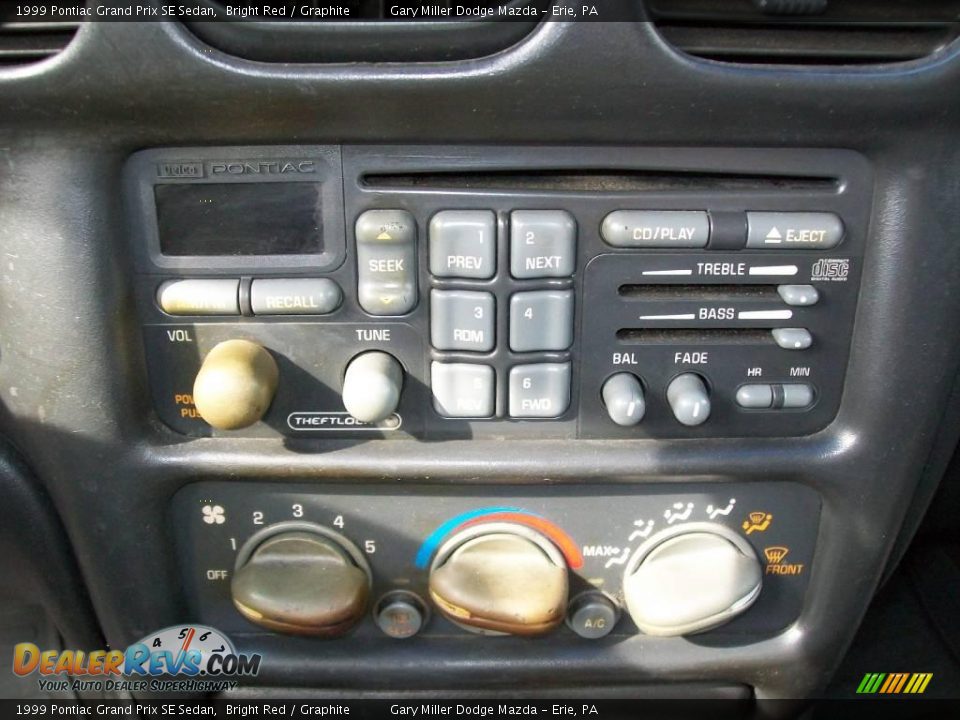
top-left (117, 145), bottom-right (869, 657)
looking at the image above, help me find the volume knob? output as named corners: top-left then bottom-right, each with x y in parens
top-left (193, 339), bottom-right (279, 430)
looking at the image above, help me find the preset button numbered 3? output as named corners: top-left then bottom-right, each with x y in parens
top-left (431, 290), bottom-right (495, 352)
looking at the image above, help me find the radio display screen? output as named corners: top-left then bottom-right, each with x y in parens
top-left (155, 183), bottom-right (323, 256)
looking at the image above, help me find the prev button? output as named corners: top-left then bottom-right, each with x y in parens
top-left (429, 210), bottom-right (496, 279)
top-left (251, 278), bottom-right (342, 315)
top-left (601, 210), bottom-right (709, 248)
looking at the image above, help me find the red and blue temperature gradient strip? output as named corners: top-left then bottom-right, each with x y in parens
top-left (414, 507), bottom-right (583, 570)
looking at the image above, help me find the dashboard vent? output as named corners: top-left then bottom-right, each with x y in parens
top-left (186, 0), bottom-right (548, 63)
top-left (0, 5), bottom-right (83, 67)
top-left (646, 0), bottom-right (960, 65)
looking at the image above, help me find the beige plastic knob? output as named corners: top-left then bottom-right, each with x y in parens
top-left (193, 339), bottom-right (279, 430)
top-left (623, 525), bottom-right (762, 636)
top-left (232, 528), bottom-right (370, 637)
top-left (429, 525), bottom-right (568, 636)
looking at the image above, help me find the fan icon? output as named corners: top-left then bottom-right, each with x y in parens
top-left (202, 505), bottom-right (226, 525)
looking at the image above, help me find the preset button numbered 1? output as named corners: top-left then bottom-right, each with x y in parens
top-left (429, 210), bottom-right (496, 280)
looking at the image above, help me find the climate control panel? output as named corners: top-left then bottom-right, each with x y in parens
top-left (128, 145), bottom-right (869, 440)
top-left (175, 482), bottom-right (819, 642)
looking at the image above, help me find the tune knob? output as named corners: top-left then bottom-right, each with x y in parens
top-left (193, 339), bottom-right (279, 430)
top-left (341, 351), bottom-right (404, 423)
top-left (231, 523), bottom-right (371, 637)
top-left (428, 523), bottom-right (569, 636)
top-left (622, 524), bottom-right (762, 636)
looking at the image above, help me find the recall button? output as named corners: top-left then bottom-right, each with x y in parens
top-left (601, 210), bottom-right (709, 248)
top-left (251, 278), bottom-right (342, 316)
top-left (746, 212), bottom-right (844, 249)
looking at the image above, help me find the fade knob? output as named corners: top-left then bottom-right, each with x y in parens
top-left (428, 524), bottom-right (569, 636)
top-left (666, 373), bottom-right (711, 426)
top-left (341, 351), bottom-right (403, 423)
top-left (193, 339), bottom-right (279, 430)
top-left (231, 524), bottom-right (371, 637)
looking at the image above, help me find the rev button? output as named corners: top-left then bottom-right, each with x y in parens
top-left (251, 278), bottom-right (342, 316)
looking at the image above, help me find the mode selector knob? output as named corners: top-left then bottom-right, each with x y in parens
top-left (666, 373), bottom-right (711, 426)
top-left (193, 339), bottom-right (279, 430)
top-left (622, 524), bottom-right (762, 637)
top-left (231, 523), bottom-right (371, 637)
top-left (428, 524), bottom-right (569, 636)
top-left (342, 351), bottom-right (403, 423)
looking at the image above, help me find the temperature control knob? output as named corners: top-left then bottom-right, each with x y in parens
top-left (428, 524), bottom-right (568, 636)
top-left (666, 373), bottom-right (711, 426)
top-left (231, 524), bottom-right (371, 637)
top-left (193, 339), bottom-right (279, 430)
top-left (622, 524), bottom-right (762, 636)
top-left (342, 351), bottom-right (404, 423)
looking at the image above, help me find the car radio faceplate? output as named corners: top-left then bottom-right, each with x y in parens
top-left (127, 146), bottom-right (870, 440)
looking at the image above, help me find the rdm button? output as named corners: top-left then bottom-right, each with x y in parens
top-left (356, 209), bottom-right (418, 315)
